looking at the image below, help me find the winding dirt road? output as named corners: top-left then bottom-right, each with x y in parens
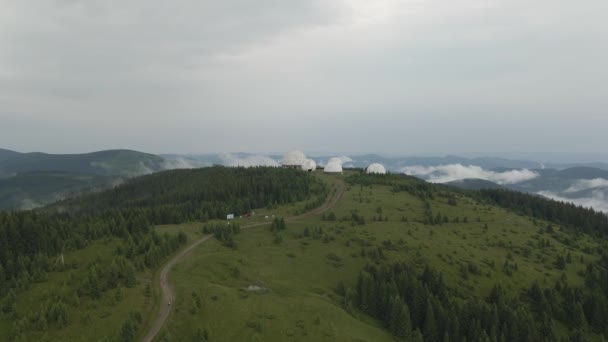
top-left (142, 178), bottom-right (346, 342)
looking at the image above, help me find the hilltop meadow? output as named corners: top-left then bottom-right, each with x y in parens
top-left (1, 168), bottom-right (607, 341)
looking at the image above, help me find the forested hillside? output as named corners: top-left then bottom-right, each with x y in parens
top-left (53, 166), bottom-right (326, 222)
top-left (0, 149), bottom-right (164, 177)
top-left (0, 167), bottom-right (326, 341)
top-left (0, 171), bottom-right (115, 210)
top-left (0, 149), bottom-right (169, 209)
top-left (341, 173), bottom-right (608, 341)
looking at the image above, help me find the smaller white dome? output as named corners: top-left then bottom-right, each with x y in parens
top-left (324, 161), bottom-right (343, 173)
top-left (366, 163), bottom-right (387, 174)
top-left (302, 159), bottom-right (317, 171)
top-left (282, 150), bottom-right (307, 166)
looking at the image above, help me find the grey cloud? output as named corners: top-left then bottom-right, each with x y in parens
top-left (0, 1), bottom-right (336, 99)
top-left (1, 1), bottom-right (607, 154)
top-left (161, 157), bottom-right (210, 170)
top-left (219, 154), bottom-right (279, 167)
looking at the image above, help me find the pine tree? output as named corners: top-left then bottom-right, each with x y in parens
top-left (555, 255), bottom-right (566, 270)
top-left (120, 318), bottom-right (135, 342)
top-left (572, 302), bottom-right (587, 328)
top-left (411, 329), bottom-right (425, 342)
top-left (192, 327), bottom-right (209, 342)
top-left (115, 286), bottom-right (124, 302)
top-left (396, 303), bottom-right (413, 338)
top-left (1, 289), bottom-right (16, 314)
top-left (144, 283), bottom-right (152, 298)
top-left (423, 300), bottom-right (439, 342)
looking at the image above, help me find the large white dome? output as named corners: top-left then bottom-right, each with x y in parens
top-left (302, 159), bottom-right (317, 172)
top-left (282, 150), bottom-right (307, 166)
top-left (366, 163), bottom-right (387, 174)
top-left (324, 161), bottom-right (343, 173)
top-left (327, 157), bottom-right (342, 165)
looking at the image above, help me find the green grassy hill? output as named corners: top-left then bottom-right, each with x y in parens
top-left (160, 172), bottom-right (608, 342)
top-left (1, 168), bottom-right (607, 341)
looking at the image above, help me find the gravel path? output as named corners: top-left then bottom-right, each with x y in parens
top-left (142, 178), bottom-right (346, 342)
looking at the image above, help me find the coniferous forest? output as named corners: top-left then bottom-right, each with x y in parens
top-left (0, 167), bottom-right (325, 340)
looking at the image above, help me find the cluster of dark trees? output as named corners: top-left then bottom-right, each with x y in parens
top-left (524, 254), bottom-right (608, 337)
top-left (422, 201), bottom-right (449, 226)
top-left (118, 310), bottom-right (143, 342)
top-left (209, 223), bottom-right (241, 249)
top-left (350, 212), bottom-right (366, 226)
top-left (270, 217), bottom-right (286, 232)
top-left (339, 255), bottom-right (608, 341)
top-left (340, 262), bottom-right (551, 342)
top-left (9, 297), bottom-right (70, 337)
top-left (0, 209), bottom-right (188, 295)
top-left (270, 217), bottom-right (287, 244)
top-left (321, 212), bottom-right (337, 221)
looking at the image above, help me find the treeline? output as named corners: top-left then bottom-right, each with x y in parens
top-left (476, 189), bottom-right (608, 237)
top-left (57, 166), bottom-right (325, 224)
top-left (340, 262), bottom-right (547, 342)
top-left (346, 173), bottom-right (436, 200)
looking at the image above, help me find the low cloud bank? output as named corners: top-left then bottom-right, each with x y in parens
top-left (402, 164), bottom-right (539, 184)
top-left (135, 161), bottom-right (155, 175)
top-left (220, 154), bottom-right (279, 167)
top-left (565, 178), bottom-right (608, 193)
top-left (538, 190), bottom-right (608, 214)
top-left (161, 157), bottom-right (210, 170)
top-left (19, 198), bottom-right (43, 210)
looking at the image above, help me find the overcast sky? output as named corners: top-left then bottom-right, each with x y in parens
top-left (1, 0), bottom-right (607, 156)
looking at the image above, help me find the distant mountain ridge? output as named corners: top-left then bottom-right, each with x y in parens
top-left (0, 149), bottom-right (164, 177)
top-left (0, 148), bottom-right (20, 163)
top-left (4, 149), bottom-right (608, 212)
top-left (159, 152), bottom-right (608, 172)
top-left (444, 178), bottom-right (505, 190)
top-left (0, 148), bottom-right (166, 210)
top-left (555, 167), bottom-right (608, 180)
